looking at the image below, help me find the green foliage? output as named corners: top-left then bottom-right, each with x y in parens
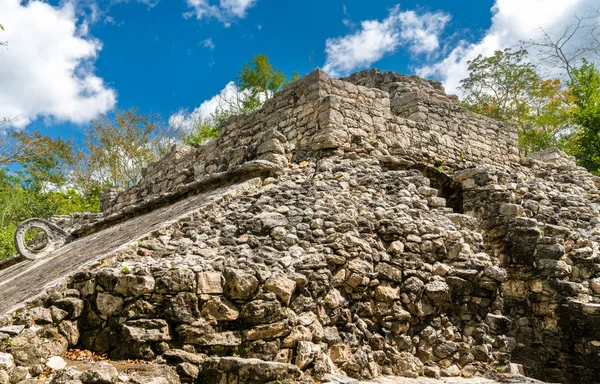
top-left (9, 131), bottom-right (73, 190)
top-left (72, 108), bottom-right (180, 193)
top-left (182, 107), bottom-right (230, 146)
top-left (459, 48), bottom-right (575, 155)
top-left (460, 49), bottom-right (538, 121)
top-left (570, 61), bottom-right (600, 174)
top-left (0, 169), bottom-right (100, 260)
top-left (184, 54), bottom-right (298, 146)
top-left (238, 53), bottom-right (289, 111)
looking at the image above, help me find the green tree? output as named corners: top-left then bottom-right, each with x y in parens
top-left (11, 131), bottom-right (73, 190)
top-left (570, 60), bottom-right (600, 174)
top-left (238, 53), bottom-right (291, 110)
top-left (0, 168), bottom-right (100, 260)
top-left (184, 54), bottom-right (298, 146)
top-left (459, 48), bottom-right (573, 154)
top-left (72, 108), bottom-right (182, 193)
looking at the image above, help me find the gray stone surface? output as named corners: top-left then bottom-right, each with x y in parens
top-left (0, 68), bottom-right (597, 384)
top-left (0, 178), bottom-right (261, 314)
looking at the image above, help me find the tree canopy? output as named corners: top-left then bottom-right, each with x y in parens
top-left (459, 48), bottom-right (575, 155)
top-left (183, 54), bottom-right (298, 146)
top-left (570, 60), bottom-right (600, 174)
top-left (71, 108), bottom-right (181, 194)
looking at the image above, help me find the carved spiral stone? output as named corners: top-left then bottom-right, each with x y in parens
top-left (14, 218), bottom-right (70, 260)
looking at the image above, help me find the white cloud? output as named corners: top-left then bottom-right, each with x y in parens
top-left (203, 38), bottom-right (215, 50)
top-left (169, 81), bottom-right (239, 131)
top-left (0, 0), bottom-right (116, 128)
top-left (342, 5), bottom-right (354, 28)
top-left (185, 0), bottom-right (257, 26)
top-left (219, 0), bottom-right (256, 18)
top-left (417, 0), bottom-right (600, 94)
top-left (169, 79), bottom-right (270, 134)
top-left (322, 5), bottom-right (450, 77)
top-left (66, 0), bottom-right (159, 25)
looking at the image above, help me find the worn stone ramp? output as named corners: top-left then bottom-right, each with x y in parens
top-left (0, 178), bottom-right (261, 314)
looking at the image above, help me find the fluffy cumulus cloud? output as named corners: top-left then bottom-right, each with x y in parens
top-left (0, 0), bottom-right (116, 128)
top-left (417, 0), bottom-right (600, 94)
top-left (169, 81), bottom-right (239, 130)
top-left (185, 0), bottom-right (257, 26)
top-left (323, 5), bottom-right (451, 77)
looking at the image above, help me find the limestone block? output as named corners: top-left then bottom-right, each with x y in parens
top-left (201, 298), bottom-right (239, 321)
top-left (499, 203), bottom-right (524, 217)
top-left (27, 307), bottom-right (52, 325)
top-left (375, 284), bottom-right (401, 302)
top-left (428, 196), bottom-right (446, 208)
top-left (196, 271), bottom-right (223, 295)
top-left (591, 278), bottom-right (600, 295)
top-left (295, 341), bottom-right (320, 370)
top-left (224, 269), bottom-right (258, 300)
top-left (53, 297), bottom-right (84, 319)
top-left (375, 263), bottom-right (403, 282)
top-left (80, 361), bottom-right (119, 384)
top-left (244, 320), bottom-right (289, 340)
top-left (387, 241), bottom-right (404, 254)
top-left (264, 274), bottom-right (296, 305)
top-left (240, 300), bottom-right (284, 325)
top-left (199, 356), bottom-right (302, 382)
top-left (96, 293), bottom-right (124, 317)
top-left (257, 138), bottom-right (285, 155)
top-left (394, 352), bottom-right (424, 378)
top-left (122, 319), bottom-right (171, 342)
top-left (58, 320), bottom-right (80, 346)
top-left (0, 325), bottom-right (24, 336)
top-left (484, 266), bottom-right (507, 282)
top-left (8, 366), bottom-right (29, 383)
top-left (424, 280), bottom-right (450, 305)
top-left (181, 328), bottom-right (241, 346)
top-left (0, 353), bottom-right (14, 371)
top-left (324, 289), bottom-right (349, 309)
top-left (176, 362), bottom-right (199, 380)
top-left (164, 292), bottom-right (200, 323)
top-left (114, 275), bottom-right (155, 297)
top-left (156, 268), bottom-right (196, 293)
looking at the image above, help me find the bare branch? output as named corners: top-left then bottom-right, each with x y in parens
top-left (523, 10), bottom-right (600, 82)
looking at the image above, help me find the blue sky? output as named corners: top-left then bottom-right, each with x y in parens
top-left (1, 0), bottom-right (598, 141)
top-left (89, 0), bottom-right (493, 117)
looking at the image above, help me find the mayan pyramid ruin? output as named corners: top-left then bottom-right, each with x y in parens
top-left (0, 69), bottom-right (599, 384)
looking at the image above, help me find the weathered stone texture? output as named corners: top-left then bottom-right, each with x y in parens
top-left (1, 69), bottom-right (594, 384)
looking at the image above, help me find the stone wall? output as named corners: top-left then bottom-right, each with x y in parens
top-left (48, 213), bottom-right (103, 234)
top-left (342, 69), bottom-right (520, 167)
top-left (0, 155), bottom-right (519, 384)
top-left (5, 69), bottom-right (594, 384)
top-left (452, 150), bottom-right (600, 383)
top-left (100, 70), bottom-right (326, 217)
top-left (98, 69), bottom-right (521, 219)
